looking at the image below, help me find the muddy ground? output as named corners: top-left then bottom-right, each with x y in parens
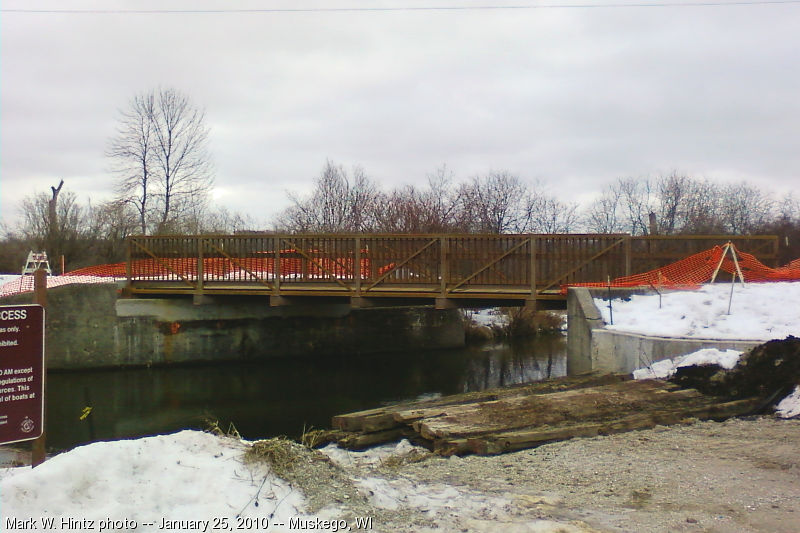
top-left (309, 416), bottom-right (800, 533)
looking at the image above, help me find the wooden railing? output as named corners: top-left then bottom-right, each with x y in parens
top-left (126, 234), bottom-right (778, 306)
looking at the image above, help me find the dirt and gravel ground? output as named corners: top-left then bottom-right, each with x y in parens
top-left (289, 415), bottom-right (800, 532)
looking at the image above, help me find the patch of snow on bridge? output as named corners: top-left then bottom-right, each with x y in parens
top-left (0, 275), bottom-right (119, 298)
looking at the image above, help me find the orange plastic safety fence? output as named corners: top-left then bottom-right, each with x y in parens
top-left (65, 263), bottom-right (127, 277)
top-left (63, 255), bottom-right (396, 280)
top-left (563, 244), bottom-right (800, 294)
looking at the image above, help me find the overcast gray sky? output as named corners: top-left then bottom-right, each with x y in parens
top-left (2, 0), bottom-right (799, 227)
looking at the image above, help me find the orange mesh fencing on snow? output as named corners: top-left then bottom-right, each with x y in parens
top-left (63, 252), bottom-right (395, 281)
top-left (563, 243), bottom-right (800, 294)
top-left (65, 263), bottom-right (127, 277)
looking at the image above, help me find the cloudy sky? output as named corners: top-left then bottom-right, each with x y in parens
top-left (1, 0), bottom-right (798, 228)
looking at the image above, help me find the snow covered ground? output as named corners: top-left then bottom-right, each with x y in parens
top-left (0, 433), bottom-right (580, 533)
top-left (463, 308), bottom-right (508, 328)
top-left (594, 281), bottom-right (800, 340)
top-left (777, 386), bottom-right (800, 418)
top-left (632, 348), bottom-right (743, 380)
top-left (0, 432), bottom-right (310, 531)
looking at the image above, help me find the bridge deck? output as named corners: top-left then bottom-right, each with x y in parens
top-left (125, 234), bottom-right (778, 308)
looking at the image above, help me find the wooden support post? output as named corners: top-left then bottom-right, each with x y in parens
top-left (624, 235), bottom-right (632, 276)
top-left (350, 296), bottom-right (375, 308)
top-left (125, 238), bottom-right (133, 296)
top-left (710, 243), bottom-right (730, 284)
top-left (273, 237), bottom-right (281, 298)
top-left (194, 237), bottom-right (204, 304)
top-left (270, 295), bottom-right (290, 307)
top-left (31, 269), bottom-right (47, 467)
top-left (435, 297), bottom-right (456, 310)
top-left (525, 236), bottom-right (537, 310)
top-left (440, 236), bottom-right (448, 298)
top-left (354, 237), bottom-right (361, 297)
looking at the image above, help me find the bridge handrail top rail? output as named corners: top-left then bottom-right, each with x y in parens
top-left (129, 232), bottom-right (630, 239)
top-left (127, 233), bottom-right (777, 241)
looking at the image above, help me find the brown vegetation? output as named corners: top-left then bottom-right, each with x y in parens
top-left (463, 308), bottom-right (564, 343)
top-left (2, 160), bottom-right (799, 274)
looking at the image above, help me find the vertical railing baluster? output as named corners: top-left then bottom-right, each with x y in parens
top-left (197, 236), bottom-right (204, 294)
top-left (354, 236), bottom-right (361, 295)
top-left (274, 236), bottom-right (281, 292)
top-left (440, 236), bottom-right (447, 296)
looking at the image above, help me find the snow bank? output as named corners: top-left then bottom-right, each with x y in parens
top-left (632, 348), bottom-right (743, 380)
top-left (2, 432), bottom-right (587, 532)
top-left (776, 386), bottom-right (800, 419)
top-left (464, 308), bottom-right (508, 328)
top-left (595, 281), bottom-right (800, 340)
top-left (0, 431), bottom-right (309, 529)
top-left (321, 439), bottom-right (424, 469)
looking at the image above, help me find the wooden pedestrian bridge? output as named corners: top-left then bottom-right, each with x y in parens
top-left (125, 234), bottom-right (778, 309)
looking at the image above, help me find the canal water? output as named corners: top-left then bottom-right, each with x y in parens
top-left (44, 336), bottom-right (565, 452)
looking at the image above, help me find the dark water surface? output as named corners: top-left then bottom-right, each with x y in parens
top-left (45, 336), bottom-right (565, 452)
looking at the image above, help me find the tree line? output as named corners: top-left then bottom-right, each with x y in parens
top-left (3, 160), bottom-right (797, 273)
top-left (1, 86), bottom-right (798, 273)
top-left (277, 161), bottom-right (800, 263)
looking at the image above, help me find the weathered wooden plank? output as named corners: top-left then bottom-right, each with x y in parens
top-left (434, 396), bottom-right (763, 456)
top-left (334, 372), bottom-right (629, 432)
top-left (413, 380), bottom-right (702, 440)
top-left (315, 427), bottom-right (416, 450)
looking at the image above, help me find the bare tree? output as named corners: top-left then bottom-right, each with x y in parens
top-left (524, 190), bottom-right (579, 233)
top-left (374, 165), bottom-right (467, 233)
top-left (15, 184), bottom-right (87, 269)
top-left (82, 199), bottom-right (140, 263)
top-left (675, 178), bottom-right (723, 234)
top-left (420, 165), bottom-right (467, 232)
top-left (195, 206), bottom-right (257, 234)
top-left (776, 193), bottom-right (800, 225)
top-left (654, 172), bottom-right (689, 234)
top-left (108, 88), bottom-right (213, 234)
top-left (460, 171), bottom-right (527, 233)
top-left (718, 182), bottom-right (774, 234)
top-left (279, 160), bottom-right (380, 233)
top-left (585, 185), bottom-right (624, 234)
top-left (107, 92), bottom-right (156, 234)
top-left (584, 177), bottom-right (653, 235)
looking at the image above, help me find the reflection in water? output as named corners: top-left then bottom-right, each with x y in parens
top-left (46, 335), bottom-right (566, 452)
top-left (462, 337), bottom-right (566, 392)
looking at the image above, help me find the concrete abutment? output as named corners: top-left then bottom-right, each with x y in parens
top-left (567, 287), bottom-right (761, 374)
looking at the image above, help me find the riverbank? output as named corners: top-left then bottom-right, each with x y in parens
top-left (3, 416), bottom-right (798, 532)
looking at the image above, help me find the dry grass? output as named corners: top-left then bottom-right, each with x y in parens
top-left (501, 308), bottom-right (564, 337)
top-left (244, 437), bottom-right (302, 477)
top-left (300, 426), bottom-right (328, 449)
top-left (463, 308), bottom-right (564, 342)
top-left (204, 417), bottom-right (241, 439)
